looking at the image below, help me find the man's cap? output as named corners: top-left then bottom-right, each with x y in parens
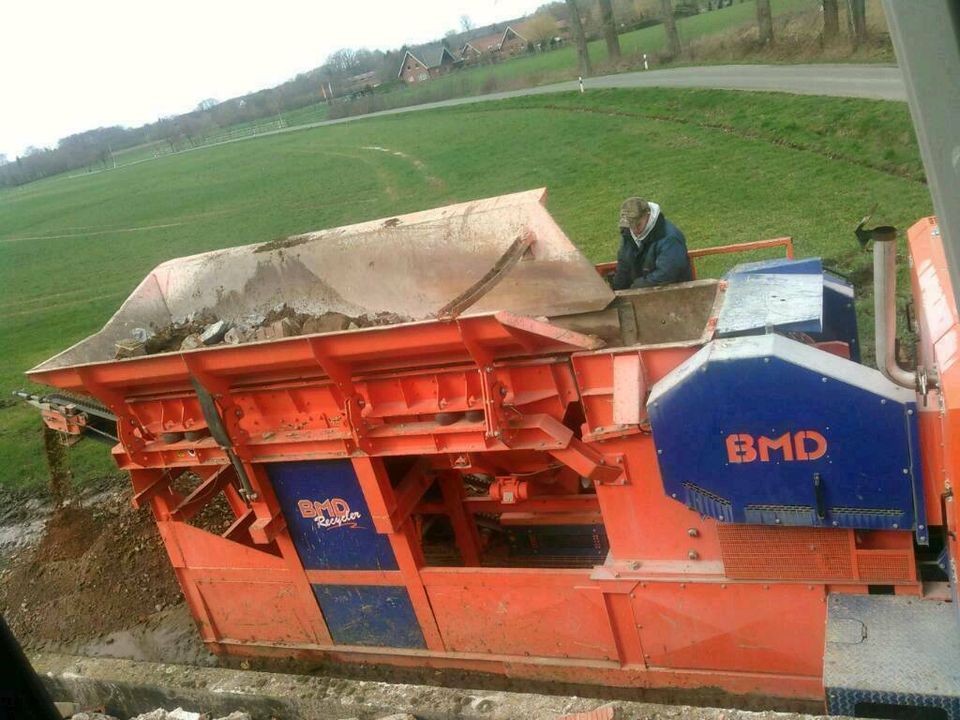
top-left (619, 197), bottom-right (650, 228)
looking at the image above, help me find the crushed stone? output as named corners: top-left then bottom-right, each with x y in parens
top-left (138, 303), bottom-right (411, 356)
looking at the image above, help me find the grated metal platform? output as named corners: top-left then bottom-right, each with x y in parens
top-left (825, 594), bottom-right (960, 719)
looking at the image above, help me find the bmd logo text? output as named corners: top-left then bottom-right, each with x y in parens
top-left (725, 431), bottom-right (827, 464)
top-left (297, 497), bottom-right (362, 529)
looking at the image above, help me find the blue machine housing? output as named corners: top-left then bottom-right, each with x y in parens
top-left (723, 257), bottom-right (861, 362)
top-left (647, 334), bottom-right (926, 543)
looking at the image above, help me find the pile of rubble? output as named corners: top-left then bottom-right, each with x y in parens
top-left (71, 711), bottom-right (417, 720)
top-left (114, 305), bottom-right (411, 359)
top-left (71, 711), bottom-right (250, 720)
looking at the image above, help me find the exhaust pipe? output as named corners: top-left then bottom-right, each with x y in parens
top-left (870, 227), bottom-right (917, 390)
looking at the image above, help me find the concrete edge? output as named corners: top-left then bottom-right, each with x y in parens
top-left (31, 653), bottom-right (834, 720)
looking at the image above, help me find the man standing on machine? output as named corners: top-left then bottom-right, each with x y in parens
top-left (611, 197), bottom-right (692, 290)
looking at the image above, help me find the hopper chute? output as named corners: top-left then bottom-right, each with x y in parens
top-left (29, 188), bottom-right (615, 374)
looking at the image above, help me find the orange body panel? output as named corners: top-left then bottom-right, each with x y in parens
top-left (31, 230), bottom-right (960, 706)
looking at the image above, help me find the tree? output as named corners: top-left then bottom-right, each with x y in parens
top-left (196, 98), bottom-right (219, 111)
top-left (326, 48), bottom-right (359, 76)
top-left (460, 14), bottom-right (474, 32)
top-left (756, 0), bottom-right (773, 44)
top-left (565, 0), bottom-right (593, 76)
top-left (524, 12), bottom-right (560, 47)
top-left (598, 0), bottom-right (622, 62)
top-left (848, 0), bottom-right (866, 46)
top-left (821, 0), bottom-right (839, 40)
top-left (660, 0), bottom-right (681, 57)
top-left (0, 153), bottom-right (6, 166)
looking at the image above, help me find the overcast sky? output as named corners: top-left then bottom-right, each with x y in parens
top-left (0, 0), bottom-right (545, 159)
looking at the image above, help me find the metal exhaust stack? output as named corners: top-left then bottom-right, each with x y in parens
top-left (870, 226), bottom-right (917, 389)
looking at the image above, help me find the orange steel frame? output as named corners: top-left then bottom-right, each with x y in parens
top-left (31, 231), bottom-right (954, 707)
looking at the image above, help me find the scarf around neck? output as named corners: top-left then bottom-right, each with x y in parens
top-left (629, 202), bottom-right (661, 247)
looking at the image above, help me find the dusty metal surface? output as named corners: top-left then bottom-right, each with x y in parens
top-left (616, 280), bottom-right (722, 346)
top-left (32, 188), bottom-right (614, 373)
top-left (716, 273), bottom-right (822, 336)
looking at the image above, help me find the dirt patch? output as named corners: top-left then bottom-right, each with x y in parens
top-left (254, 234), bottom-right (313, 253)
top-left (0, 487), bottom-right (183, 649)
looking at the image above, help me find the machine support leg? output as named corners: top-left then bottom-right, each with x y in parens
top-left (353, 457), bottom-right (445, 651)
top-left (439, 472), bottom-right (483, 566)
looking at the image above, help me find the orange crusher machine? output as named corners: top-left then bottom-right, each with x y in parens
top-left (22, 186), bottom-right (959, 713)
top-left (22, 2), bottom-right (960, 712)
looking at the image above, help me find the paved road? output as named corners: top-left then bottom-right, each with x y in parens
top-left (98, 63), bottom-right (906, 170)
top-left (307, 63), bottom-right (905, 130)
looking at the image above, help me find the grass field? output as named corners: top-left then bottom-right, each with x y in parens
top-left (0, 86), bottom-right (931, 491)
top-left (55, 0), bottom-right (826, 180)
top-left (326, 0), bottom-right (815, 117)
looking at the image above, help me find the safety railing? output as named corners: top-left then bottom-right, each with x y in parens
top-left (594, 236), bottom-right (795, 280)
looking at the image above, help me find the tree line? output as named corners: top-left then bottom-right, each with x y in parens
top-left (1, 1), bottom-right (874, 189)
top-left (563, 0), bottom-right (871, 77)
top-left (0, 46), bottom-right (413, 188)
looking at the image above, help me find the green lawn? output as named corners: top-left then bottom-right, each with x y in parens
top-left (0, 86), bottom-right (931, 490)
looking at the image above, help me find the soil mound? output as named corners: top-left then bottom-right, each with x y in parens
top-left (0, 486), bottom-right (182, 648)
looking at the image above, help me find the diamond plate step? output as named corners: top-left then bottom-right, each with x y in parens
top-left (825, 594), bottom-right (960, 718)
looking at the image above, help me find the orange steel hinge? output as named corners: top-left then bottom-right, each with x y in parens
top-left (455, 319), bottom-right (514, 445)
top-left (550, 435), bottom-right (625, 486)
top-left (74, 368), bottom-right (152, 466)
top-left (307, 338), bottom-right (372, 455)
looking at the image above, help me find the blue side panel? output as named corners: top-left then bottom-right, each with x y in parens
top-left (268, 460), bottom-right (398, 571)
top-left (716, 273), bottom-right (823, 336)
top-left (816, 272), bottom-right (862, 363)
top-left (649, 335), bottom-right (923, 536)
top-left (313, 584), bottom-right (426, 649)
top-left (726, 256), bottom-right (823, 277)
top-left (724, 259), bottom-right (862, 362)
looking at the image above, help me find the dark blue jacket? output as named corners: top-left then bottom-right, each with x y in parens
top-left (611, 214), bottom-right (692, 290)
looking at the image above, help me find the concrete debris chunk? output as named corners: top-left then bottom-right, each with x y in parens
top-left (114, 339), bottom-right (145, 359)
top-left (254, 317), bottom-right (299, 342)
top-left (223, 327), bottom-right (251, 345)
top-left (200, 319), bottom-right (230, 345)
top-left (69, 713), bottom-right (119, 720)
top-left (128, 711), bottom-right (168, 720)
top-left (375, 715), bottom-right (418, 720)
top-left (166, 709), bottom-right (201, 720)
top-left (212, 713), bottom-right (252, 720)
top-left (302, 312), bottom-right (351, 335)
top-left (131, 327), bottom-right (154, 343)
top-left (179, 334), bottom-right (204, 351)
top-left (127, 709), bottom-right (201, 720)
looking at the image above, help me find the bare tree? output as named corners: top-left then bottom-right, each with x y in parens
top-left (326, 48), bottom-right (360, 76)
top-left (756, 0), bottom-right (773, 44)
top-left (525, 13), bottom-right (560, 47)
top-left (660, 0), bottom-right (681, 57)
top-left (598, 0), bottom-right (622, 62)
top-left (459, 14), bottom-right (474, 32)
top-left (565, 0), bottom-right (593, 76)
top-left (847, 0), bottom-right (866, 46)
top-left (822, 0), bottom-right (839, 40)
